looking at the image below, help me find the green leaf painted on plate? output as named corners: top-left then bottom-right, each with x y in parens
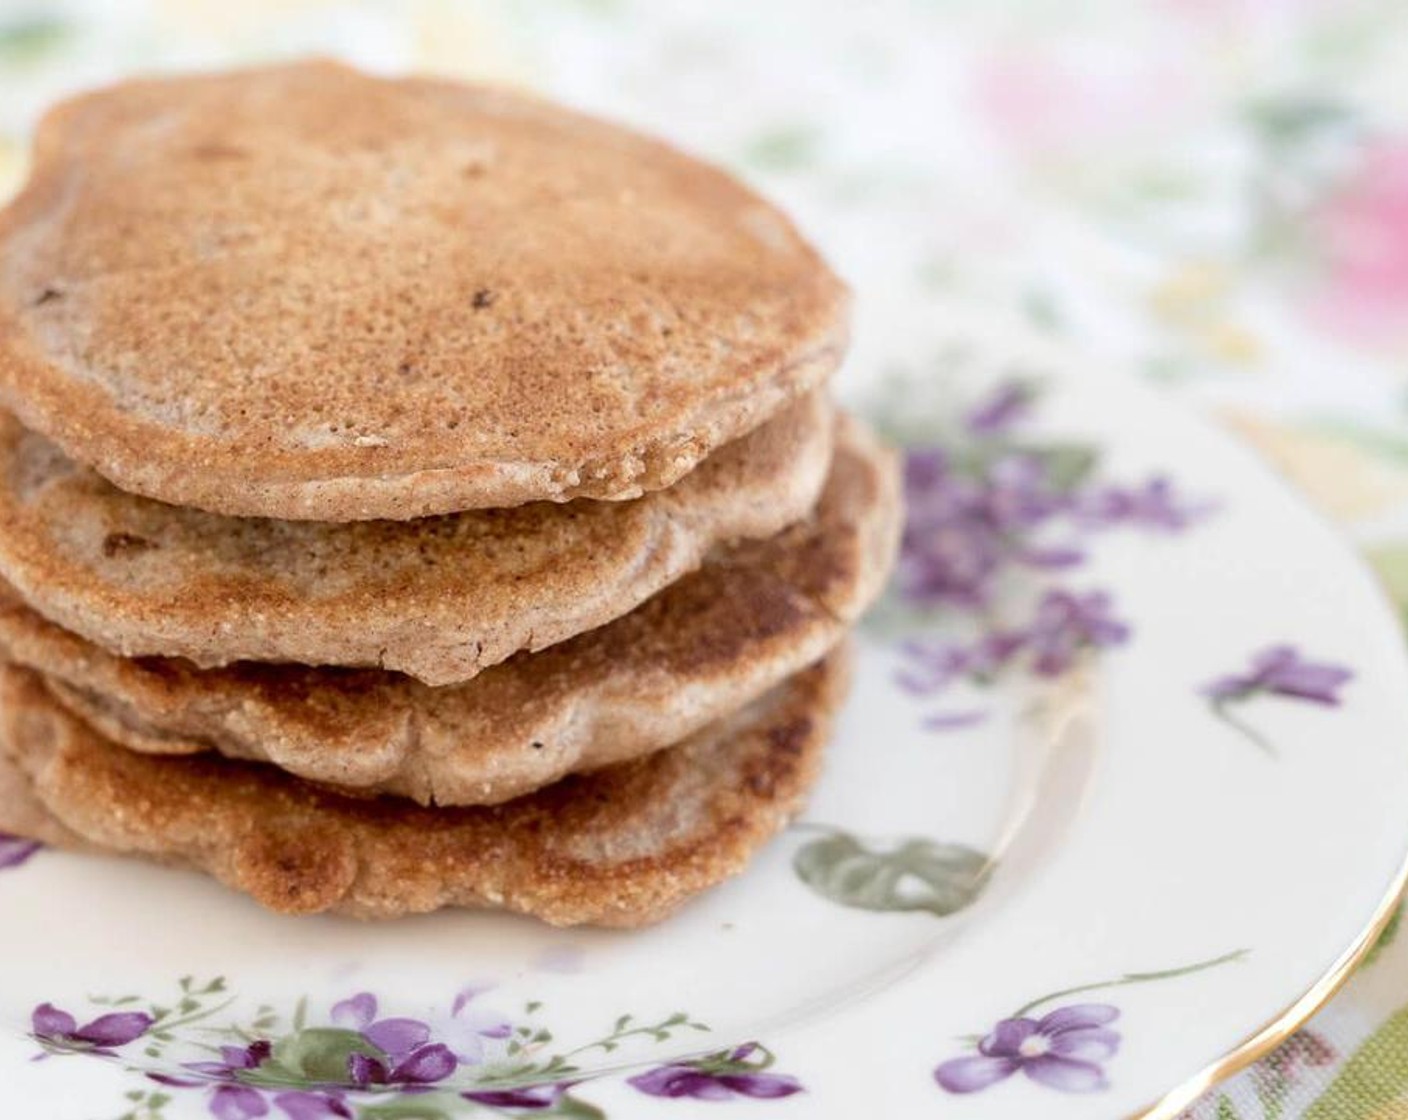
top-left (793, 832), bottom-right (989, 916)
top-left (1028, 442), bottom-right (1099, 493)
top-left (1305, 1005), bottom-right (1408, 1120)
top-left (257, 1027), bottom-right (383, 1086)
top-left (359, 1101), bottom-right (454, 1120)
top-left (549, 1096), bottom-right (608, 1120)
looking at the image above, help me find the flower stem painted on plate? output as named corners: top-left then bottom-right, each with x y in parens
top-left (1007, 948), bottom-right (1249, 1020)
top-left (934, 950), bottom-right (1248, 1097)
top-left (1210, 698), bottom-right (1279, 757)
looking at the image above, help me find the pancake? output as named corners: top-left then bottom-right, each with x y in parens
top-left (6, 415), bottom-right (897, 805)
top-left (0, 61), bottom-right (847, 521)
top-left (0, 393), bottom-right (831, 687)
top-left (0, 716), bottom-right (84, 852)
top-left (0, 651), bottom-right (847, 927)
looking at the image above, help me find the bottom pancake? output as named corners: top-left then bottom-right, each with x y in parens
top-left (0, 651), bottom-right (847, 928)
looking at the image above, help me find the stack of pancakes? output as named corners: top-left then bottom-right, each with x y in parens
top-left (0, 63), bottom-right (900, 927)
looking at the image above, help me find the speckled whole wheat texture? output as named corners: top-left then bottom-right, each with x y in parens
top-left (0, 393), bottom-right (831, 686)
top-left (0, 718), bottom-right (86, 851)
top-left (0, 652), bottom-right (848, 927)
top-left (0, 61), bottom-right (848, 520)
top-left (7, 415), bottom-right (897, 805)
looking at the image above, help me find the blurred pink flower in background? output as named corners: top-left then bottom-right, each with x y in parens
top-left (1310, 140), bottom-right (1408, 345)
top-left (974, 47), bottom-right (1189, 158)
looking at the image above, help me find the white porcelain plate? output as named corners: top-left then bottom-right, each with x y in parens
top-left (3, 325), bottom-right (1407, 1120)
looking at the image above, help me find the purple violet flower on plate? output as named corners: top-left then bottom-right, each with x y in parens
top-left (1204, 646), bottom-right (1354, 754)
top-left (0, 832), bottom-right (40, 870)
top-left (629, 1042), bottom-right (803, 1101)
top-left (208, 1085), bottom-right (269, 1120)
top-left (31, 1002), bottom-right (153, 1056)
top-left (462, 1081), bottom-right (577, 1110)
top-left (935, 1004), bottom-right (1120, 1095)
top-left (332, 991), bottom-right (459, 1088)
top-left (1026, 589), bottom-right (1130, 676)
top-left (1205, 646), bottom-right (1353, 707)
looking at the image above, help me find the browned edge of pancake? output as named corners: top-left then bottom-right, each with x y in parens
top-left (0, 393), bottom-right (834, 685)
top-left (0, 650), bottom-right (850, 927)
top-left (2, 413), bottom-right (898, 806)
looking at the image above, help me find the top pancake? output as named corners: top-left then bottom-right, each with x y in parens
top-left (0, 61), bottom-right (847, 520)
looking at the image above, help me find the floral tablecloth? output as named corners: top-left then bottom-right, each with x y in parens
top-left (2, 0), bottom-right (1408, 1115)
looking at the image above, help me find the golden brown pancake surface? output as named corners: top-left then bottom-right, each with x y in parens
top-left (0, 61), bottom-right (847, 520)
top-left (0, 652), bottom-right (848, 927)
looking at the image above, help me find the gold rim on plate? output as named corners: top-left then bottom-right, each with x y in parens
top-left (1126, 799), bottom-right (1408, 1117)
